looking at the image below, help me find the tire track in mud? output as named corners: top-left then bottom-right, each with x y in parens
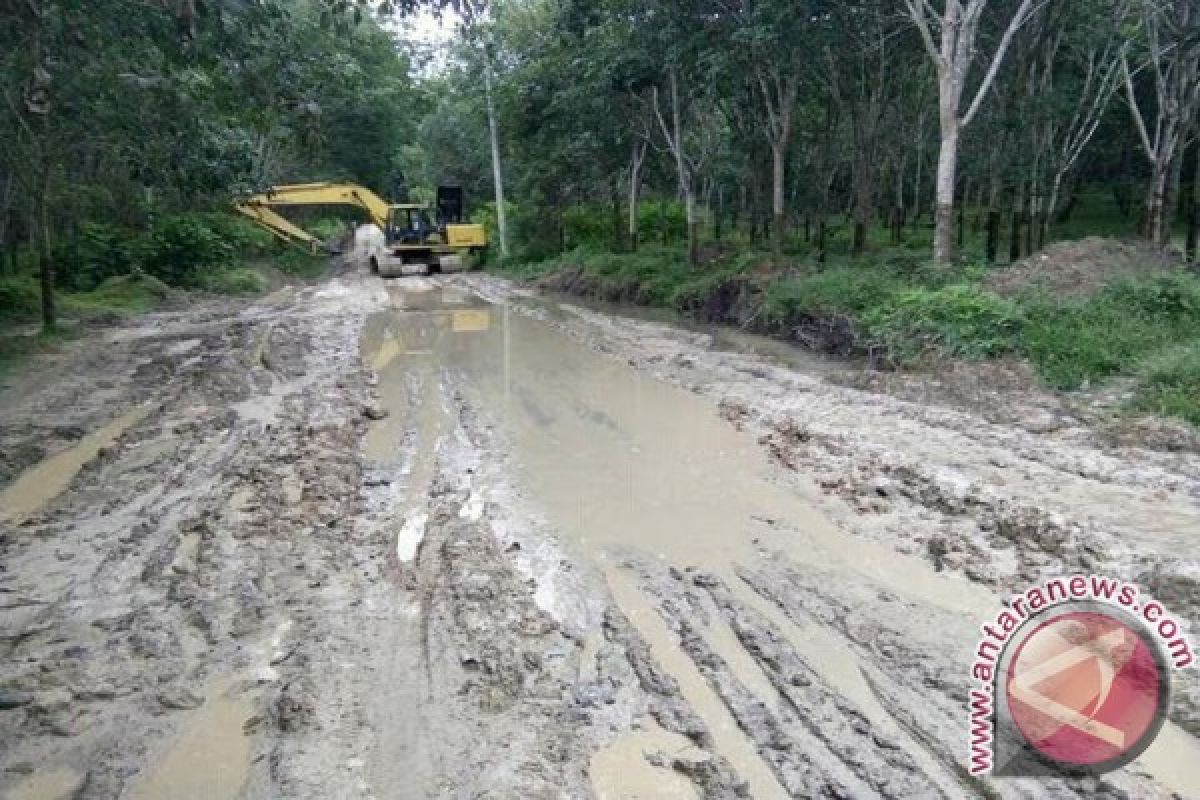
top-left (0, 271), bottom-right (380, 798)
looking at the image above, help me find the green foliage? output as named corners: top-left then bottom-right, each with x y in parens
top-left (761, 268), bottom-right (904, 330)
top-left (0, 276), bottom-right (42, 323)
top-left (134, 215), bottom-right (235, 288)
top-left (54, 224), bottom-right (138, 292)
top-left (501, 243), bottom-right (1200, 425)
top-left (638, 202), bottom-right (688, 245)
top-left (305, 218), bottom-right (350, 242)
top-left (1020, 275), bottom-right (1200, 389)
top-left (1130, 344), bottom-right (1200, 425)
top-left (862, 285), bottom-right (1025, 361)
top-left (192, 213), bottom-right (276, 257)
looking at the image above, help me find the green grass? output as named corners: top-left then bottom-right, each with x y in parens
top-left (498, 242), bottom-right (1200, 426)
top-left (1020, 275), bottom-right (1200, 388)
top-left (1131, 343), bottom-right (1200, 425)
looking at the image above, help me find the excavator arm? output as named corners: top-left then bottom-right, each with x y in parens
top-left (234, 182), bottom-right (394, 250)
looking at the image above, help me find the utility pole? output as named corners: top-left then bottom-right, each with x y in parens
top-left (483, 64), bottom-right (509, 260)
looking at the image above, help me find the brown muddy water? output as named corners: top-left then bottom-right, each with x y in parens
top-left (358, 283), bottom-right (1015, 798)
top-left (0, 405), bottom-right (151, 522)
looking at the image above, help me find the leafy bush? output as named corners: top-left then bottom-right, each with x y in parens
top-left (0, 275), bottom-right (42, 322)
top-left (761, 268), bottom-right (905, 330)
top-left (562, 205), bottom-right (615, 249)
top-left (135, 214), bottom-right (235, 288)
top-left (863, 285), bottom-right (1024, 361)
top-left (638, 201), bottom-right (687, 244)
top-left (54, 223), bottom-right (137, 291)
top-left (1130, 343), bottom-right (1200, 425)
top-left (194, 212), bottom-right (276, 257)
top-left (305, 218), bottom-right (349, 242)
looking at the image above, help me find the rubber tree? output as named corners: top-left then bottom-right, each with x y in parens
top-left (905, 0), bottom-right (1044, 263)
top-left (3, 0), bottom-right (57, 330)
top-left (722, 0), bottom-right (811, 256)
top-left (651, 65), bottom-right (700, 265)
top-left (1122, 0), bottom-right (1200, 246)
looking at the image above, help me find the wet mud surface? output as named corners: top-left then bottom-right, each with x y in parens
top-left (0, 231), bottom-right (1197, 798)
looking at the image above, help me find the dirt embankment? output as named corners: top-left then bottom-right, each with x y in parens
top-left (985, 237), bottom-right (1192, 298)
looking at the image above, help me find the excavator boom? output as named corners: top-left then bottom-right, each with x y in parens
top-left (238, 182), bottom-right (392, 230)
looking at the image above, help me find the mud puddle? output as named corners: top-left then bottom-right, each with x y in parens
top-left (361, 282), bottom-right (1012, 795)
top-left (0, 405), bottom-right (151, 522)
top-left (124, 682), bottom-right (255, 800)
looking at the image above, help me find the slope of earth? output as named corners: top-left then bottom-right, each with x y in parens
top-left (0, 229), bottom-right (1196, 799)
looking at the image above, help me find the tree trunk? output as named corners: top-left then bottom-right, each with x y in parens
top-left (771, 143), bottom-right (785, 256)
top-left (816, 216), bottom-right (827, 264)
top-left (913, 128), bottom-right (924, 229)
top-left (1188, 145), bottom-right (1199, 262)
top-left (611, 183), bottom-right (623, 251)
top-left (627, 140), bottom-right (645, 252)
top-left (985, 209), bottom-right (1000, 263)
top-left (853, 221), bottom-right (867, 255)
top-left (713, 186), bottom-right (723, 242)
top-left (1143, 160), bottom-right (1170, 245)
top-left (957, 196), bottom-right (965, 251)
top-left (483, 66), bottom-right (509, 260)
top-left (933, 119), bottom-right (959, 263)
top-left (1009, 186), bottom-right (1023, 262)
top-left (38, 182), bottom-right (55, 332)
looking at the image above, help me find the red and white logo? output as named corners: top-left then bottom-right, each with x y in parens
top-left (1002, 608), bottom-right (1168, 770)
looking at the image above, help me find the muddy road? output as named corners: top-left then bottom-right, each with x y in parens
top-left (1, 230), bottom-right (1198, 799)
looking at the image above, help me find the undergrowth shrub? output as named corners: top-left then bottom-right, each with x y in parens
top-left (1021, 274), bottom-right (1200, 389)
top-left (0, 275), bottom-right (41, 322)
top-left (54, 223), bottom-right (137, 291)
top-left (863, 285), bottom-right (1023, 361)
top-left (135, 214), bottom-right (235, 288)
top-left (194, 212), bottom-right (275, 257)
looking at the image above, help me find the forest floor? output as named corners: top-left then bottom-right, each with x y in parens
top-left (0, 227), bottom-right (1198, 800)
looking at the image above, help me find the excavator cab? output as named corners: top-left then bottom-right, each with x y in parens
top-left (436, 186), bottom-right (465, 226)
top-left (390, 207), bottom-right (436, 245)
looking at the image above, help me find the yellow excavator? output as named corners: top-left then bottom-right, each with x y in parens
top-left (235, 182), bottom-right (487, 277)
